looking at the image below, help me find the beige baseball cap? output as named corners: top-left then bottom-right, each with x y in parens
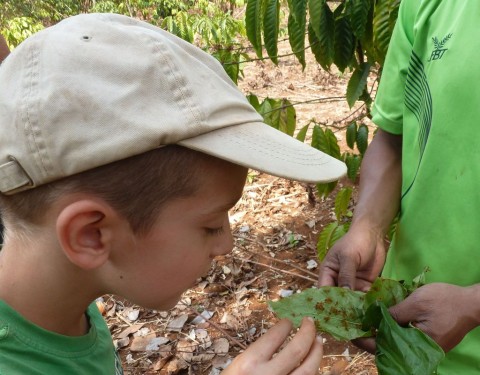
top-left (0, 13), bottom-right (346, 195)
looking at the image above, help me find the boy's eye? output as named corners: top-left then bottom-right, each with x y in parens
top-left (205, 226), bottom-right (225, 236)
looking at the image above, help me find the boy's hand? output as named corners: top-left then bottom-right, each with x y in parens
top-left (221, 317), bottom-right (323, 375)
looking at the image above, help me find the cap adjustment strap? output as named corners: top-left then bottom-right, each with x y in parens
top-left (0, 158), bottom-right (33, 195)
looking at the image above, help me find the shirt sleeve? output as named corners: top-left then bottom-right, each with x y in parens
top-left (371, 0), bottom-right (420, 135)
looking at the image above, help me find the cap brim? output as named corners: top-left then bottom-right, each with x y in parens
top-left (178, 122), bottom-right (347, 183)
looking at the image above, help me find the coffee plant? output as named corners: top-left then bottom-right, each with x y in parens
top-left (270, 270), bottom-right (445, 375)
top-left (0, 0), bottom-right (402, 255)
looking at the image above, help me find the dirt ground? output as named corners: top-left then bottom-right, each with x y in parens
top-left (101, 40), bottom-right (379, 374)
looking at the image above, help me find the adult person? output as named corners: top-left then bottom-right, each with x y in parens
top-left (0, 34), bottom-right (9, 63)
top-left (318, 0), bottom-right (480, 373)
top-left (0, 33), bottom-right (8, 244)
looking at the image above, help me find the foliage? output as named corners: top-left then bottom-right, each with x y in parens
top-left (270, 270), bottom-right (445, 375)
top-left (161, 4), bottom-right (247, 82)
top-left (2, 17), bottom-right (44, 50)
top-left (162, 2), bottom-right (246, 48)
top-left (317, 186), bottom-right (351, 260)
top-left (247, 95), bottom-right (297, 136)
top-left (1, 0), bottom-right (246, 82)
top-left (245, 0), bottom-right (401, 108)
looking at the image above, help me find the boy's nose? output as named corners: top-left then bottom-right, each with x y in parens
top-left (212, 228), bottom-right (234, 257)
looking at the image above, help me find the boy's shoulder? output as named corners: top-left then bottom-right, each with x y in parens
top-left (0, 300), bottom-right (118, 374)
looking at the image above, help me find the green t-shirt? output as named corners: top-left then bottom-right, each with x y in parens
top-left (0, 300), bottom-right (123, 375)
top-left (372, 0), bottom-right (480, 373)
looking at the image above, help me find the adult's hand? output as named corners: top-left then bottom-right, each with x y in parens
top-left (389, 283), bottom-right (480, 353)
top-left (318, 222), bottom-right (386, 291)
top-left (356, 283), bottom-right (480, 354)
top-left (318, 129), bottom-right (402, 291)
top-left (221, 317), bottom-right (323, 375)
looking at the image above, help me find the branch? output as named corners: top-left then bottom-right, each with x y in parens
top-left (240, 258), bottom-right (317, 283)
top-left (222, 42), bottom-right (317, 66)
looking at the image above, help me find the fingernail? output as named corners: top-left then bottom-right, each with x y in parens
top-left (316, 335), bottom-right (323, 343)
top-left (306, 316), bottom-right (314, 323)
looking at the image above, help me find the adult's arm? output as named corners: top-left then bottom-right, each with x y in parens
top-left (318, 128), bottom-right (402, 290)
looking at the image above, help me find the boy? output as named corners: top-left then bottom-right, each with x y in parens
top-left (0, 14), bottom-right (346, 374)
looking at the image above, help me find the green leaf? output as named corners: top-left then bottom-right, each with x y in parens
top-left (346, 122), bottom-right (357, 149)
top-left (347, 0), bottom-right (371, 40)
top-left (345, 153), bottom-right (361, 182)
top-left (289, 0), bottom-right (307, 28)
top-left (365, 278), bottom-right (407, 309)
top-left (317, 222), bottom-right (348, 261)
top-left (246, 0), bottom-right (264, 58)
top-left (316, 181), bottom-right (338, 199)
top-left (264, 0), bottom-right (280, 64)
top-left (269, 99), bottom-right (296, 136)
top-left (376, 303), bottom-right (445, 375)
top-left (308, 0), bottom-right (334, 70)
top-left (334, 187), bottom-right (352, 221)
top-left (311, 125), bottom-right (341, 159)
top-left (270, 273), bottom-right (443, 375)
top-left (373, 0), bottom-right (400, 65)
top-left (333, 14), bottom-right (355, 72)
top-left (403, 267), bottom-right (430, 295)
top-left (269, 287), bottom-right (369, 340)
top-left (362, 302), bottom-right (383, 332)
top-left (246, 94), bottom-right (261, 111)
top-left (359, 87), bottom-right (373, 107)
top-left (346, 62), bottom-right (371, 108)
top-left (308, 0), bottom-right (323, 39)
top-left (356, 124), bottom-right (369, 155)
top-left (287, 13), bottom-right (306, 69)
top-left (296, 123), bottom-right (309, 142)
top-left (213, 49), bottom-right (241, 84)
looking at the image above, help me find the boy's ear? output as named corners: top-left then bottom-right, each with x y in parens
top-left (56, 199), bottom-right (122, 270)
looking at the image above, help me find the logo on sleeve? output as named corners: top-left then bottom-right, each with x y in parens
top-left (428, 33), bottom-right (452, 61)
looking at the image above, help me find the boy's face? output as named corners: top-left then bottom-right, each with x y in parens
top-left (113, 159), bottom-right (248, 310)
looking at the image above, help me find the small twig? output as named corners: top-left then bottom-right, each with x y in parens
top-left (243, 183), bottom-right (272, 191)
top-left (115, 312), bottom-right (133, 327)
top-left (188, 308), bottom-right (248, 350)
top-left (241, 258), bottom-right (316, 283)
top-left (266, 191), bottom-right (305, 202)
top-left (235, 237), bottom-right (319, 279)
top-left (222, 42), bottom-right (317, 65)
top-left (345, 351), bottom-right (374, 370)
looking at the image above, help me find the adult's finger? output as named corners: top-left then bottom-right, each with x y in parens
top-left (352, 337), bottom-right (376, 354)
top-left (271, 317), bottom-right (317, 373)
top-left (389, 299), bottom-right (416, 327)
top-left (318, 266), bottom-right (338, 287)
top-left (336, 254), bottom-right (359, 290)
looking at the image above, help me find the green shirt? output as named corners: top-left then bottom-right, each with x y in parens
top-left (0, 300), bottom-right (123, 375)
top-left (372, 0), bottom-right (480, 373)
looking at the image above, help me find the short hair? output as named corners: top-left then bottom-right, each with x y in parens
top-left (0, 145), bottom-right (217, 237)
